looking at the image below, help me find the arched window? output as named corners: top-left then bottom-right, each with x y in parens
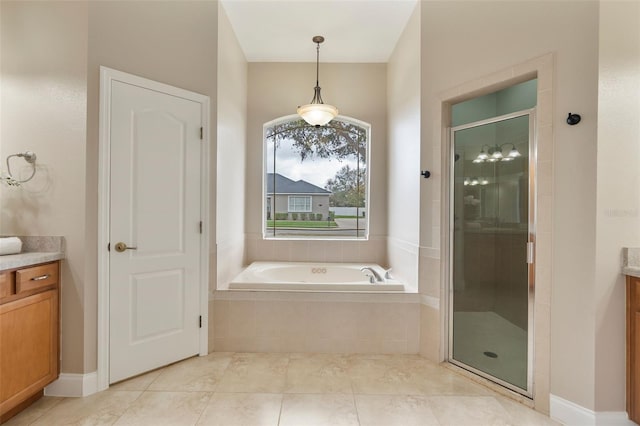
top-left (263, 115), bottom-right (370, 240)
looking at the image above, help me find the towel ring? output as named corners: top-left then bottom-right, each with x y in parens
top-left (5, 151), bottom-right (37, 184)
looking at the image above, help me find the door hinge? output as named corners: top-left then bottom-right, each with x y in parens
top-left (107, 242), bottom-right (110, 252)
top-left (526, 242), bottom-right (535, 264)
top-left (199, 221), bottom-right (203, 234)
top-left (200, 127), bottom-right (203, 140)
top-left (199, 315), bottom-right (202, 328)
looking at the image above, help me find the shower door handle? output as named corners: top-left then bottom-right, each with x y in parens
top-left (526, 242), bottom-right (534, 264)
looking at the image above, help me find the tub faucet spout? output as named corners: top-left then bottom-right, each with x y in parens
top-left (360, 267), bottom-right (383, 283)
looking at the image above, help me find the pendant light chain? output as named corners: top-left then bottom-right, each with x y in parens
top-left (311, 39), bottom-right (323, 105)
top-left (297, 35), bottom-right (338, 126)
top-left (316, 41), bottom-right (320, 88)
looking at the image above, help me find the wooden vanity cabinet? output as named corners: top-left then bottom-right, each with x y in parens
top-left (0, 261), bottom-right (60, 424)
top-left (628, 275), bottom-right (640, 424)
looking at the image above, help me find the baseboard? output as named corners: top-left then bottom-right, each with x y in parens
top-left (550, 394), bottom-right (634, 426)
top-left (44, 372), bottom-right (98, 397)
top-left (595, 412), bottom-right (636, 426)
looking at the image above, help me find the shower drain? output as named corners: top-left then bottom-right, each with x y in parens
top-left (483, 351), bottom-right (498, 358)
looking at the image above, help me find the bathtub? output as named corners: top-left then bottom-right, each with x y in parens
top-left (229, 261), bottom-right (404, 292)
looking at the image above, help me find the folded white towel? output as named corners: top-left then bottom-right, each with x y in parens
top-left (0, 237), bottom-right (22, 255)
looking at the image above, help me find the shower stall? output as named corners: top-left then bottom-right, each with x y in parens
top-left (448, 103), bottom-right (536, 397)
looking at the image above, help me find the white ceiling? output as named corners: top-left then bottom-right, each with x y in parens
top-left (220, 0), bottom-right (418, 63)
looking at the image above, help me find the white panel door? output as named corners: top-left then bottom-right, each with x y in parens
top-left (109, 80), bottom-right (202, 384)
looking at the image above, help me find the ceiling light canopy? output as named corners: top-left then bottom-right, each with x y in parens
top-left (297, 36), bottom-right (338, 127)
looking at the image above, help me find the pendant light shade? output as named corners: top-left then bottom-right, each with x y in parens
top-left (297, 102), bottom-right (339, 127)
top-left (297, 36), bottom-right (338, 126)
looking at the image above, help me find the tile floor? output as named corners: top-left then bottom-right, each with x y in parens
top-left (5, 353), bottom-right (560, 426)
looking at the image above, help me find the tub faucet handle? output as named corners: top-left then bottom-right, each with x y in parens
top-left (364, 274), bottom-right (376, 284)
top-left (360, 266), bottom-right (383, 282)
top-left (384, 268), bottom-right (393, 279)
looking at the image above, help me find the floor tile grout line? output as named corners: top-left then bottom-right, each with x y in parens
top-left (276, 392), bottom-right (285, 426)
top-left (110, 389), bottom-right (147, 426)
top-left (144, 367), bottom-right (163, 391)
top-left (119, 389), bottom-right (218, 393)
top-left (29, 397), bottom-right (65, 425)
top-left (7, 399), bottom-right (57, 426)
top-left (192, 391), bottom-right (215, 426)
top-left (351, 391), bottom-right (362, 426)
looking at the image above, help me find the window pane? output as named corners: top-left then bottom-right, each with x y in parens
top-left (264, 118), bottom-right (369, 240)
top-left (288, 196), bottom-right (311, 212)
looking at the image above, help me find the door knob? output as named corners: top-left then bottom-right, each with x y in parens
top-left (114, 242), bottom-right (137, 253)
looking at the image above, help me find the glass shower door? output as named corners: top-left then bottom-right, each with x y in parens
top-left (449, 110), bottom-right (534, 396)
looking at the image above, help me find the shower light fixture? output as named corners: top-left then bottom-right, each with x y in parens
top-left (507, 146), bottom-right (521, 158)
top-left (473, 148), bottom-right (488, 163)
top-left (473, 143), bottom-right (521, 163)
top-left (463, 176), bottom-right (489, 186)
top-left (297, 36), bottom-right (338, 127)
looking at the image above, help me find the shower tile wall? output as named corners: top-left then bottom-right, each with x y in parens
top-left (244, 234), bottom-right (387, 266)
top-left (418, 250), bottom-right (440, 297)
top-left (420, 303), bottom-right (440, 361)
top-left (387, 238), bottom-right (419, 293)
top-left (215, 239), bottom-right (245, 291)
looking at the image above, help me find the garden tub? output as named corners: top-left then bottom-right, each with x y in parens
top-left (229, 261), bottom-right (404, 292)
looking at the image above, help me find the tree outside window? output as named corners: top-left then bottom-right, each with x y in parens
top-left (264, 116), bottom-right (369, 239)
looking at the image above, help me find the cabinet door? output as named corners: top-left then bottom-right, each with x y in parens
top-left (0, 289), bottom-right (59, 415)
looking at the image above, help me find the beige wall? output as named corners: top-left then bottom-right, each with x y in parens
top-left (216, 3), bottom-right (247, 290)
top-left (595, 1), bottom-right (640, 411)
top-left (84, 1), bottom-right (218, 373)
top-left (2, 0), bottom-right (220, 376)
top-left (0, 1), bottom-right (89, 373)
top-left (245, 62), bottom-right (388, 265)
top-left (420, 0), bottom-right (599, 411)
top-left (387, 3), bottom-right (421, 292)
top-left (0, 1), bottom-right (217, 373)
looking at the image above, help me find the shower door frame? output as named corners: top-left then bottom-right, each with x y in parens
top-left (446, 108), bottom-right (537, 398)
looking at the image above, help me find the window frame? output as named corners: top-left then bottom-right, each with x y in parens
top-left (262, 114), bottom-right (371, 241)
top-left (288, 195), bottom-right (312, 213)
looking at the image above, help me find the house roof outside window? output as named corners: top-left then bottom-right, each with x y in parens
top-left (266, 173), bottom-right (331, 195)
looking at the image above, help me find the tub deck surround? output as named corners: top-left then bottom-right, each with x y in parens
top-left (0, 236), bottom-right (64, 270)
top-left (211, 290), bottom-right (421, 354)
top-left (623, 247), bottom-right (640, 277)
top-left (229, 261), bottom-right (405, 292)
top-left (219, 263), bottom-right (419, 356)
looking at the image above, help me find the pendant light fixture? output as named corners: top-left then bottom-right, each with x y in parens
top-left (297, 36), bottom-right (338, 127)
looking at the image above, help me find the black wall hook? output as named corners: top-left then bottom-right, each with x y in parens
top-left (421, 170), bottom-right (431, 179)
top-left (566, 113), bottom-right (581, 125)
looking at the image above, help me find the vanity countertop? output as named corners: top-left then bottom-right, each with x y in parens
top-left (0, 236), bottom-right (64, 271)
top-left (0, 251), bottom-right (64, 271)
top-left (623, 248), bottom-right (640, 278)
